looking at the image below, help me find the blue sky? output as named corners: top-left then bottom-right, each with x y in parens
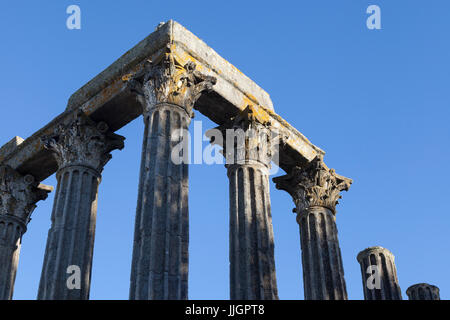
top-left (1, 1), bottom-right (449, 300)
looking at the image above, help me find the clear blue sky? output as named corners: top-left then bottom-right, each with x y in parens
top-left (1, 1), bottom-right (449, 300)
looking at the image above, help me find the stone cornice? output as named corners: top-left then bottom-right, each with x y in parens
top-left (0, 165), bottom-right (52, 225)
top-left (0, 20), bottom-right (324, 182)
top-left (41, 111), bottom-right (125, 173)
top-left (273, 155), bottom-right (352, 215)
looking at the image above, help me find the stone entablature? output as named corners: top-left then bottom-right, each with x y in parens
top-left (0, 21), bottom-right (323, 183)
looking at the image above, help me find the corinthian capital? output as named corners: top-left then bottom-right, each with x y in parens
top-left (41, 110), bottom-right (125, 173)
top-left (125, 46), bottom-right (217, 117)
top-left (209, 105), bottom-right (286, 167)
top-left (0, 165), bottom-right (52, 225)
top-left (273, 156), bottom-right (352, 214)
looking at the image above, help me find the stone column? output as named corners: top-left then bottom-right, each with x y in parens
top-left (407, 283), bottom-right (440, 300)
top-left (273, 156), bottom-right (352, 300)
top-left (0, 165), bottom-right (51, 300)
top-left (357, 246), bottom-right (402, 300)
top-left (37, 111), bottom-right (125, 300)
top-left (127, 48), bottom-right (216, 300)
top-left (211, 105), bottom-right (280, 300)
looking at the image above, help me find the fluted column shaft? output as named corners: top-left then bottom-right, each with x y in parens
top-left (357, 246), bottom-right (402, 300)
top-left (0, 216), bottom-right (25, 300)
top-left (38, 166), bottom-right (100, 300)
top-left (297, 206), bottom-right (346, 300)
top-left (130, 104), bottom-right (190, 300)
top-left (228, 163), bottom-right (278, 300)
top-left (38, 111), bottom-right (124, 300)
top-left (273, 156), bottom-right (352, 300)
top-left (213, 106), bottom-right (280, 300)
top-left (0, 165), bottom-right (51, 300)
top-left (407, 283), bottom-right (440, 300)
top-left (127, 48), bottom-right (216, 300)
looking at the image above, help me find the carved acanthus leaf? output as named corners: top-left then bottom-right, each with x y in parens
top-left (208, 105), bottom-right (284, 166)
top-left (41, 110), bottom-right (125, 172)
top-left (0, 165), bottom-right (51, 224)
top-left (126, 46), bottom-right (217, 117)
top-left (273, 155), bottom-right (352, 214)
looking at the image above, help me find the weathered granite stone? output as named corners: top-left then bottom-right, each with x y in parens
top-left (406, 283), bottom-right (440, 300)
top-left (212, 106), bottom-right (279, 300)
top-left (357, 246), bottom-right (402, 300)
top-left (129, 50), bottom-right (216, 300)
top-left (0, 20), bottom-right (323, 184)
top-left (67, 21), bottom-right (273, 114)
top-left (0, 137), bottom-right (24, 163)
top-left (37, 111), bottom-right (124, 300)
top-left (0, 165), bottom-right (51, 300)
top-left (273, 156), bottom-right (352, 300)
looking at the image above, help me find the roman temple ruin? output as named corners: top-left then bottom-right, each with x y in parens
top-left (0, 21), bottom-right (440, 300)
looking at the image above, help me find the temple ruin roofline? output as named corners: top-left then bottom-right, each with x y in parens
top-left (0, 20), bottom-right (327, 182)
